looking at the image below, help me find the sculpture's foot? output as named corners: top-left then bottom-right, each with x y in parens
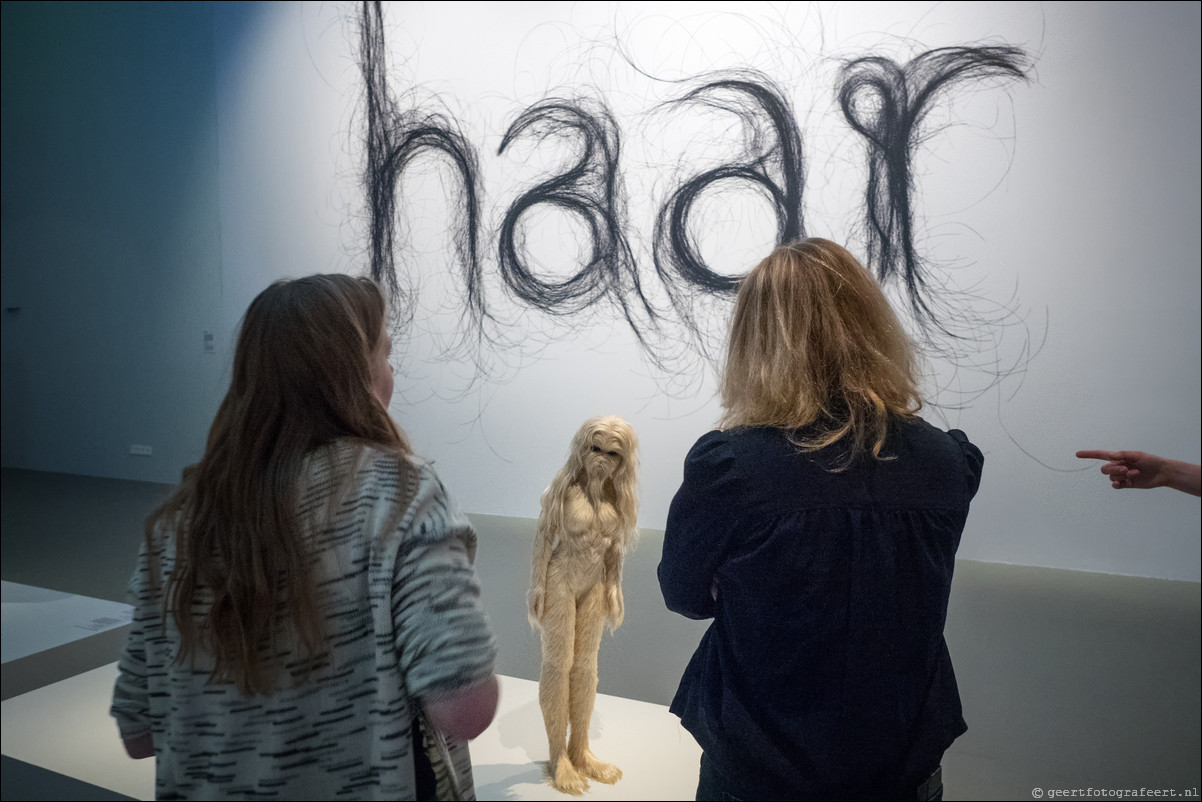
top-left (572, 749), bottom-right (622, 785)
top-left (548, 757), bottom-right (589, 796)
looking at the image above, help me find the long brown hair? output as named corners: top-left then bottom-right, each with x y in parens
top-left (720, 238), bottom-right (922, 466)
top-left (147, 274), bottom-right (409, 695)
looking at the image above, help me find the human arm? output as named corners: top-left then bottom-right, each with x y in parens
top-left (122, 733), bottom-right (154, 760)
top-left (948, 428), bottom-right (985, 500)
top-left (110, 540), bottom-right (156, 760)
top-left (423, 675), bottom-right (500, 742)
top-left (1076, 450), bottom-right (1201, 497)
top-left (114, 646), bottom-right (155, 758)
top-left (658, 433), bottom-right (741, 620)
top-left (392, 467), bottom-right (499, 740)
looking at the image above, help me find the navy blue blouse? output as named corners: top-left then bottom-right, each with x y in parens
top-left (659, 418), bottom-right (983, 800)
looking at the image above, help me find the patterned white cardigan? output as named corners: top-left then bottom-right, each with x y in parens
top-left (111, 441), bottom-right (498, 800)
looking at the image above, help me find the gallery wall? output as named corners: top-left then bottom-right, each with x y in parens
top-left (1, 1), bottom-right (227, 483)
top-left (2, 1), bottom-right (1199, 581)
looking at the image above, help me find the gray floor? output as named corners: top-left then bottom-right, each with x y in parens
top-left (2, 467), bottom-right (1199, 800)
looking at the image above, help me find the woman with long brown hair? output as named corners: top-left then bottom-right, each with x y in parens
top-left (111, 275), bottom-right (498, 800)
top-left (659, 239), bottom-right (983, 800)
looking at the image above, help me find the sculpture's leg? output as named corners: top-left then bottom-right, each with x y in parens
top-left (567, 584), bottom-right (622, 784)
top-left (539, 580), bottom-right (588, 795)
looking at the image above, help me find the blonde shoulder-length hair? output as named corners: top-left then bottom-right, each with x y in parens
top-left (539, 416), bottom-right (639, 552)
top-left (719, 238), bottom-right (922, 466)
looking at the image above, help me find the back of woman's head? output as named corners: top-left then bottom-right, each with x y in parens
top-left (225, 273), bottom-right (405, 456)
top-left (157, 274), bottom-right (408, 696)
top-left (720, 238), bottom-right (922, 465)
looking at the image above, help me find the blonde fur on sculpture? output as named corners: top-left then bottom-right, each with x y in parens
top-left (529, 416), bottom-right (638, 795)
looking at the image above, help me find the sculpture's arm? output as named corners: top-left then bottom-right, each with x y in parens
top-left (603, 538), bottom-right (625, 631)
top-left (528, 516), bottom-right (556, 627)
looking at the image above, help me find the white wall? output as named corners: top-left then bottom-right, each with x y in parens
top-left (3, 2), bottom-right (1198, 581)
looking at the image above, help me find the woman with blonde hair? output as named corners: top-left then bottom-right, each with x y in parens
top-left (111, 274), bottom-right (498, 800)
top-left (659, 239), bottom-right (983, 801)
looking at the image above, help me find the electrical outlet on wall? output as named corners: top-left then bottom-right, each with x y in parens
top-left (129, 445), bottom-right (153, 457)
top-left (203, 330), bottom-right (215, 353)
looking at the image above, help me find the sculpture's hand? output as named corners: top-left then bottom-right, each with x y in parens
top-left (528, 586), bottom-right (545, 624)
top-left (606, 584), bottom-right (624, 631)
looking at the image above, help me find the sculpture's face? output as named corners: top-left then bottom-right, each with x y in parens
top-left (584, 429), bottom-right (625, 481)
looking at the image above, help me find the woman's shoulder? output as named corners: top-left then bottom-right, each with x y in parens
top-left (303, 440), bottom-right (430, 507)
top-left (355, 442), bottom-right (419, 476)
top-left (894, 417), bottom-right (984, 489)
top-left (690, 426), bottom-right (798, 462)
top-left (681, 427), bottom-right (793, 487)
top-left (317, 443), bottom-right (469, 548)
top-left (358, 445), bottom-right (465, 513)
top-left (689, 426), bottom-right (776, 449)
top-left (897, 417), bottom-right (981, 457)
top-left (685, 428), bottom-right (738, 466)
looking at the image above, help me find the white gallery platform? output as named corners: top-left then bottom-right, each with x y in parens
top-left (1, 581), bottom-right (701, 801)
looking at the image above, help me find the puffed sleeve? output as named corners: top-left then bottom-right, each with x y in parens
top-left (110, 540), bottom-right (154, 743)
top-left (948, 428), bottom-right (984, 500)
top-left (392, 466), bottom-right (498, 701)
top-left (659, 431), bottom-right (742, 620)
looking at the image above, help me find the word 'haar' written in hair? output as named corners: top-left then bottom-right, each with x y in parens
top-left (359, 1), bottom-right (1032, 392)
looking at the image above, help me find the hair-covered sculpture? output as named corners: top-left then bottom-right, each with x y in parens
top-left (529, 415), bottom-right (639, 794)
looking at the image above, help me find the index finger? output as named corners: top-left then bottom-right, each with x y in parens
top-left (1076, 450), bottom-right (1117, 461)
